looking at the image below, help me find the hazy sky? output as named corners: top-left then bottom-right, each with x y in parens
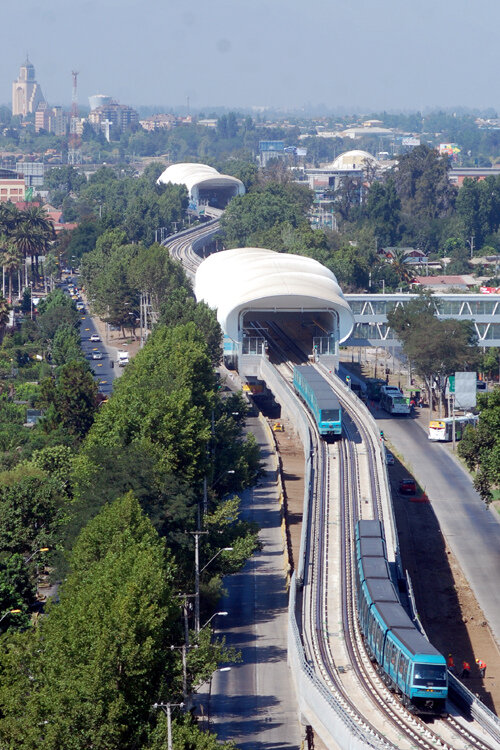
top-left (3, 0), bottom-right (500, 113)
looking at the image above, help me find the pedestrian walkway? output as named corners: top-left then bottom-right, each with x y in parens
top-left (208, 412), bottom-right (301, 749)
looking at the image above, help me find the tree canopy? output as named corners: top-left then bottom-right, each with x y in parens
top-left (459, 388), bottom-right (500, 505)
top-left (387, 293), bottom-right (480, 410)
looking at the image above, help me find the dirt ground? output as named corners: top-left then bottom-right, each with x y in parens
top-left (268, 354), bottom-right (500, 720)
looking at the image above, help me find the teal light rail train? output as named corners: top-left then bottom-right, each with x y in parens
top-left (293, 366), bottom-right (342, 438)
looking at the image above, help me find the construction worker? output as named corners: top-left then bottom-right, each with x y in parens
top-left (447, 654), bottom-right (455, 673)
top-left (476, 658), bottom-right (487, 678)
top-left (461, 660), bottom-right (470, 678)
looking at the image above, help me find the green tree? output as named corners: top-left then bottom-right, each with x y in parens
top-left (0, 245), bottom-right (22, 303)
top-left (129, 243), bottom-right (188, 320)
top-left (40, 361), bottom-right (98, 440)
top-left (0, 467), bottom-right (68, 554)
top-left (82, 322), bottom-right (215, 485)
top-left (392, 144), bottom-right (456, 220)
top-left (0, 494), bottom-right (180, 750)
top-left (458, 389), bottom-right (500, 505)
top-left (387, 294), bottom-right (480, 411)
top-left (363, 179), bottom-right (401, 246)
top-left (51, 323), bottom-right (83, 366)
top-left (0, 552), bottom-right (34, 630)
top-left (160, 289), bottom-right (222, 367)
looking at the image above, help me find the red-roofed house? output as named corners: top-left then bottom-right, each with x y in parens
top-left (412, 275), bottom-right (476, 291)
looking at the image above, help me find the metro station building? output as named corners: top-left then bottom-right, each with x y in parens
top-left (157, 163), bottom-right (245, 209)
top-left (195, 248), bottom-right (354, 372)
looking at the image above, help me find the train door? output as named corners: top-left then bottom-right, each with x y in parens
top-left (397, 652), bottom-right (409, 693)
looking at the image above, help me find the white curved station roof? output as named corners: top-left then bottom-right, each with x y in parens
top-left (194, 248), bottom-right (354, 343)
top-left (330, 150), bottom-right (378, 170)
top-left (157, 163), bottom-right (245, 199)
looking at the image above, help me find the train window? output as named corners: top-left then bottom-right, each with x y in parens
top-left (398, 654), bottom-right (408, 681)
top-left (385, 641), bottom-right (393, 668)
top-left (413, 664), bottom-right (447, 687)
top-left (322, 408), bottom-right (340, 421)
top-left (390, 643), bottom-right (397, 668)
top-left (376, 625), bottom-right (383, 653)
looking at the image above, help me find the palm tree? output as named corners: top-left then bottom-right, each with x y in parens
top-left (0, 202), bottom-right (20, 236)
top-left (0, 296), bottom-right (10, 342)
top-left (0, 246), bottom-right (22, 303)
top-left (14, 207), bottom-right (55, 283)
top-left (390, 248), bottom-right (415, 285)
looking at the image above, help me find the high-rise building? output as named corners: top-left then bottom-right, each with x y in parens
top-left (50, 106), bottom-right (66, 136)
top-left (88, 101), bottom-right (139, 135)
top-left (12, 57), bottom-right (46, 117)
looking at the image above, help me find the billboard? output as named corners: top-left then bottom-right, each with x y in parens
top-left (402, 137), bottom-right (420, 147)
top-left (439, 143), bottom-right (461, 156)
top-left (259, 140), bottom-right (284, 153)
top-left (454, 371), bottom-right (477, 410)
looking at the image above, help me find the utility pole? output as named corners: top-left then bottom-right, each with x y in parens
top-left (190, 530), bottom-right (208, 633)
top-left (152, 702), bottom-right (184, 750)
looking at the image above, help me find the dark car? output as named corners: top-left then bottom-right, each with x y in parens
top-left (399, 478), bottom-right (417, 495)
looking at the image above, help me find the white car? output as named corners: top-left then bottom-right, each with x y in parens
top-left (89, 334), bottom-right (100, 342)
top-left (385, 451), bottom-right (395, 465)
top-left (91, 351), bottom-right (103, 360)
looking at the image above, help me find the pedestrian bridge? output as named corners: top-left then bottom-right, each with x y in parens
top-left (344, 293), bottom-right (500, 347)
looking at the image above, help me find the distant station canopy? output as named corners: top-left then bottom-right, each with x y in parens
top-left (157, 163), bottom-right (245, 209)
top-left (194, 248), bottom-right (354, 346)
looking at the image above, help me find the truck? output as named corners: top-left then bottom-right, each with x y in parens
top-left (117, 351), bottom-right (129, 367)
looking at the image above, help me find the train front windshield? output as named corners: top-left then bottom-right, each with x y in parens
top-left (413, 664), bottom-right (447, 687)
top-left (322, 409), bottom-right (340, 422)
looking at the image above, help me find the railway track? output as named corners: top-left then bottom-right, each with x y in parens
top-left (165, 218), bottom-right (220, 278)
top-left (262, 323), bottom-right (498, 750)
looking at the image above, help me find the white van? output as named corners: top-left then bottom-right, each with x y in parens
top-left (117, 351), bottom-right (129, 367)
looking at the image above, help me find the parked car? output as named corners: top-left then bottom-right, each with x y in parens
top-left (90, 334), bottom-right (100, 342)
top-left (399, 477), bottom-right (416, 494)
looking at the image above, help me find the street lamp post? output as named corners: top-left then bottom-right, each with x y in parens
top-left (190, 530), bottom-right (208, 634)
top-left (199, 611), bottom-right (228, 632)
top-left (191, 532), bottom-right (233, 633)
top-left (24, 547), bottom-right (49, 565)
top-left (152, 702), bottom-right (184, 750)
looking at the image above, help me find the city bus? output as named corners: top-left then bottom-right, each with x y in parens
top-left (428, 414), bottom-right (478, 442)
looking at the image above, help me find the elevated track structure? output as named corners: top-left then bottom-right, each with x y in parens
top-left (163, 214), bottom-right (500, 749)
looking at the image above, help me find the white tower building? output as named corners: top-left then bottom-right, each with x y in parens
top-left (12, 57), bottom-right (45, 117)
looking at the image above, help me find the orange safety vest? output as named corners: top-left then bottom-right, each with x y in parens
top-left (447, 655), bottom-right (454, 668)
top-left (476, 659), bottom-right (486, 670)
top-left (462, 661), bottom-right (470, 671)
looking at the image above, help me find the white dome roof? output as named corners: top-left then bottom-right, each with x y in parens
top-left (157, 162), bottom-right (245, 199)
top-left (194, 248), bottom-right (354, 343)
top-left (330, 150), bottom-right (378, 169)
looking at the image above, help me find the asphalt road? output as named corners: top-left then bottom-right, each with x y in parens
top-left (208, 414), bottom-right (301, 750)
top-left (61, 278), bottom-right (119, 395)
